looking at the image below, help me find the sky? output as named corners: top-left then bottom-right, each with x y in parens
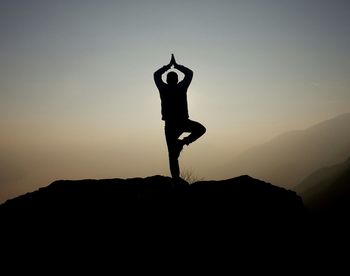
top-left (1, 0), bottom-right (350, 202)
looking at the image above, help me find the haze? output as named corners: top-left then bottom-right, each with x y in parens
top-left (1, 0), bottom-right (350, 203)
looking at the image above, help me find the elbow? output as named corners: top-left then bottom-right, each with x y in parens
top-left (154, 71), bottom-right (160, 80)
top-left (187, 67), bottom-right (193, 75)
top-left (154, 72), bottom-right (162, 84)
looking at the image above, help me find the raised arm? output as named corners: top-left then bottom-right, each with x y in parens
top-left (154, 54), bottom-right (194, 88)
top-left (154, 63), bottom-right (171, 89)
top-left (169, 55), bottom-right (192, 88)
top-left (174, 63), bottom-right (193, 87)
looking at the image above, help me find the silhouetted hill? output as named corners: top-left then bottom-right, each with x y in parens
top-left (5, 175), bottom-right (338, 262)
top-left (295, 157), bottom-right (350, 214)
top-left (1, 175), bottom-right (304, 229)
top-left (221, 113), bottom-right (350, 188)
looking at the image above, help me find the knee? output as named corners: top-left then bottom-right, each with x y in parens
top-left (200, 125), bottom-right (206, 135)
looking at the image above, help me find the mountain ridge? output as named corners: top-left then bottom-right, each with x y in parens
top-left (220, 113), bottom-right (350, 188)
top-left (295, 156), bottom-right (350, 213)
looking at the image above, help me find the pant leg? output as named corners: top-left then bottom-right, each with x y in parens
top-left (165, 123), bottom-right (183, 178)
top-left (182, 119), bottom-right (206, 145)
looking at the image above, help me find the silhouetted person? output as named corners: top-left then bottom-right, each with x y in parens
top-left (154, 54), bottom-right (206, 179)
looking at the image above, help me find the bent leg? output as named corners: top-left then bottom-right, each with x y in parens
top-left (182, 119), bottom-right (206, 145)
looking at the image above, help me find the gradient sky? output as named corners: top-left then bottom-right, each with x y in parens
top-left (1, 0), bottom-right (350, 202)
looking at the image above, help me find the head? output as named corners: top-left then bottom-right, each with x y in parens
top-left (166, 71), bottom-right (178, 85)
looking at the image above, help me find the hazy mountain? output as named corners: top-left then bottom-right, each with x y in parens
top-left (220, 113), bottom-right (350, 188)
top-left (295, 157), bottom-right (350, 213)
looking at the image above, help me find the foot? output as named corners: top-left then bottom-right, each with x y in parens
top-left (182, 137), bottom-right (190, 146)
top-left (172, 176), bottom-right (189, 186)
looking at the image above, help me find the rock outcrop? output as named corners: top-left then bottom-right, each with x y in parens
top-left (1, 175), bottom-right (304, 225)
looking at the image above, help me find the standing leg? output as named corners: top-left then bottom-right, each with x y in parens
top-left (181, 119), bottom-right (206, 146)
top-left (165, 123), bottom-right (183, 179)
